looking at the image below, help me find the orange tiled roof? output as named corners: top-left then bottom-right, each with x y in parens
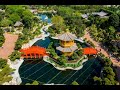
top-left (83, 47), bottom-right (98, 55)
top-left (19, 46), bottom-right (47, 56)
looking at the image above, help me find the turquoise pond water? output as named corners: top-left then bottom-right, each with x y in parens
top-left (33, 37), bottom-right (51, 48)
top-left (19, 37), bottom-right (102, 85)
top-left (38, 14), bottom-right (51, 23)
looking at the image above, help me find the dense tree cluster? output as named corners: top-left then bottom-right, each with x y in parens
top-left (70, 5), bottom-right (103, 13)
top-left (86, 39), bottom-right (95, 48)
top-left (48, 15), bottom-right (66, 37)
top-left (0, 28), bottom-right (5, 47)
top-left (0, 65), bottom-right (14, 85)
top-left (108, 14), bottom-right (119, 28)
top-left (71, 52), bottom-right (79, 60)
top-left (93, 66), bottom-right (118, 85)
top-left (8, 50), bottom-right (21, 61)
top-left (93, 54), bottom-right (119, 85)
top-left (88, 10), bottom-right (120, 56)
top-left (48, 6), bottom-right (86, 37)
top-left (0, 58), bottom-right (7, 69)
top-left (76, 42), bottom-right (82, 49)
top-left (0, 5), bottom-right (41, 51)
top-left (58, 55), bottom-right (67, 65)
top-left (14, 26), bottom-right (41, 50)
top-left (76, 50), bottom-right (83, 57)
top-left (0, 5), bottom-right (34, 29)
top-left (47, 42), bottom-right (59, 59)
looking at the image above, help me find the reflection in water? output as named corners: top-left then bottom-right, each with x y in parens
top-left (19, 57), bottom-right (102, 85)
top-left (33, 37), bottom-right (51, 48)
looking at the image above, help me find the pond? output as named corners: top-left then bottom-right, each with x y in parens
top-left (33, 37), bottom-right (51, 48)
top-left (19, 57), bottom-right (101, 85)
top-left (19, 37), bottom-right (102, 85)
top-left (38, 14), bottom-right (51, 24)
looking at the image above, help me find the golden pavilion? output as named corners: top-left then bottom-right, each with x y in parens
top-left (56, 31), bottom-right (78, 56)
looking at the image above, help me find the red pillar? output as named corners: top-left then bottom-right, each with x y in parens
top-left (23, 55), bottom-right (26, 58)
top-left (34, 53), bottom-right (37, 59)
top-left (39, 54), bottom-right (41, 58)
top-left (25, 54), bottom-right (27, 58)
top-left (28, 54), bottom-right (30, 58)
top-left (34, 53), bottom-right (35, 59)
top-left (30, 54), bottom-right (32, 59)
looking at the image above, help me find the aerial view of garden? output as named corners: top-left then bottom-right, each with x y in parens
top-left (0, 5), bottom-right (120, 85)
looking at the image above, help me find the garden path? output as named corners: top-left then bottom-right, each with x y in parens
top-left (83, 28), bottom-right (120, 83)
top-left (0, 33), bottom-right (18, 59)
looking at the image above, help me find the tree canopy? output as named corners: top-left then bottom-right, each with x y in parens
top-left (8, 51), bottom-right (21, 61)
top-left (0, 58), bottom-right (7, 69)
top-left (51, 15), bottom-right (66, 31)
top-left (108, 14), bottom-right (119, 28)
top-left (0, 18), bottom-right (12, 27)
top-left (0, 28), bottom-right (5, 47)
top-left (22, 16), bottom-right (33, 29)
top-left (9, 13), bottom-right (21, 24)
top-left (0, 65), bottom-right (14, 85)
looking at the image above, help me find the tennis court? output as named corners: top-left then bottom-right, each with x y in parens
top-left (19, 57), bottom-right (102, 85)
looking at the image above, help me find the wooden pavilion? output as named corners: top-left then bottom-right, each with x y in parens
top-left (56, 31), bottom-right (78, 56)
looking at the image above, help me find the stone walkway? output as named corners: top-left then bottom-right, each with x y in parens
top-left (83, 28), bottom-right (120, 83)
top-left (0, 33), bottom-right (18, 59)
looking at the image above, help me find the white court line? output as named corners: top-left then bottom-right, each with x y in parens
top-left (73, 60), bottom-right (95, 82)
top-left (20, 60), bottom-right (36, 69)
top-left (58, 71), bottom-right (74, 84)
top-left (35, 67), bottom-right (54, 80)
top-left (46, 71), bottom-right (62, 84)
top-left (26, 63), bottom-right (49, 78)
top-left (81, 70), bottom-right (95, 85)
top-left (63, 70), bottom-right (79, 84)
top-left (81, 62), bottom-right (100, 85)
top-left (58, 61), bottom-right (90, 84)
top-left (21, 77), bottom-right (37, 82)
top-left (20, 61), bottom-right (47, 75)
top-left (21, 77), bottom-right (44, 84)
top-left (63, 59), bottom-right (95, 84)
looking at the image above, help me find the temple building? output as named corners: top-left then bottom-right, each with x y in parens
top-left (56, 31), bottom-right (78, 56)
